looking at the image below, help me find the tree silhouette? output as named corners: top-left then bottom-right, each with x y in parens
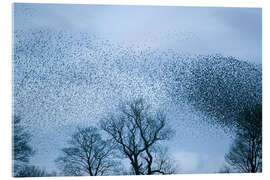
top-left (55, 126), bottom-right (118, 176)
top-left (16, 165), bottom-right (57, 177)
top-left (13, 115), bottom-right (34, 176)
top-left (100, 98), bottom-right (176, 175)
top-left (225, 104), bottom-right (262, 173)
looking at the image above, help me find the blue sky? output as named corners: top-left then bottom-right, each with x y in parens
top-left (13, 3), bottom-right (262, 174)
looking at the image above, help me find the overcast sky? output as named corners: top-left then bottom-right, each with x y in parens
top-left (14, 3), bottom-right (262, 63)
top-left (13, 3), bottom-right (262, 174)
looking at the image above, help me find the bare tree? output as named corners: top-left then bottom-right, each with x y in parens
top-left (150, 147), bottom-right (178, 174)
top-left (100, 98), bottom-right (176, 175)
top-left (55, 126), bottom-right (118, 176)
top-left (13, 115), bottom-right (34, 176)
top-left (225, 104), bottom-right (262, 173)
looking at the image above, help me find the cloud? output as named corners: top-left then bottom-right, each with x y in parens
top-left (172, 150), bottom-right (224, 173)
top-left (14, 3), bottom-right (261, 63)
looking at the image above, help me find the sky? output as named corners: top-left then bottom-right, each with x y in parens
top-left (13, 3), bottom-right (262, 174)
top-left (14, 3), bottom-right (262, 63)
